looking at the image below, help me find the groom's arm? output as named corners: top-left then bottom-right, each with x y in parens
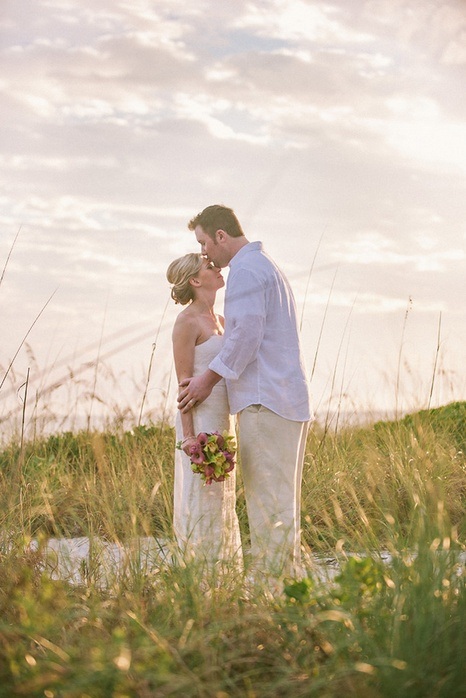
top-left (209, 268), bottom-right (265, 380)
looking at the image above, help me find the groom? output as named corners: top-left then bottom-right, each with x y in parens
top-left (178, 204), bottom-right (312, 576)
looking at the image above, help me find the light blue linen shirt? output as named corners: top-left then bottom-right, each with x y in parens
top-left (209, 241), bottom-right (312, 421)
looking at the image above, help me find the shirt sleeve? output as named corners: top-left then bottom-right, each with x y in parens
top-left (209, 267), bottom-right (266, 380)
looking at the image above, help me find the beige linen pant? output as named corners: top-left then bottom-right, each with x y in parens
top-left (237, 405), bottom-right (309, 577)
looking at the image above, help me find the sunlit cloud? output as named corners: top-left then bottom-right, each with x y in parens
top-left (174, 93), bottom-right (270, 144)
top-left (236, 0), bottom-right (374, 44)
top-left (333, 231), bottom-right (465, 272)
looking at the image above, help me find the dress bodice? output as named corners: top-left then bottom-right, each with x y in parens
top-left (193, 334), bottom-right (224, 377)
top-left (175, 332), bottom-right (228, 434)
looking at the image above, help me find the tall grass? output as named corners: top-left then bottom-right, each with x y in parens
top-left (0, 401), bottom-right (464, 696)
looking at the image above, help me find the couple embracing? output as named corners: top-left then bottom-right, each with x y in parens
top-left (166, 204), bottom-right (312, 579)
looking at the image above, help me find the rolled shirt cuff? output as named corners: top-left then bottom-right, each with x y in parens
top-left (209, 355), bottom-right (239, 381)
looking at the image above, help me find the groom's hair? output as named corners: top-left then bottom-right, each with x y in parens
top-left (188, 204), bottom-right (245, 240)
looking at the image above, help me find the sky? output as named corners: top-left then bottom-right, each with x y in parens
top-left (1, 0), bottom-right (465, 437)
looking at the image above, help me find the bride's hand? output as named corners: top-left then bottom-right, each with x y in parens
top-left (181, 436), bottom-right (198, 456)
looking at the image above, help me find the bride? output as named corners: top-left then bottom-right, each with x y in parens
top-left (166, 253), bottom-right (243, 566)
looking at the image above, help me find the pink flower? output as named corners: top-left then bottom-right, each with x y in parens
top-left (188, 443), bottom-right (205, 464)
top-left (213, 431), bottom-right (224, 449)
top-left (203, 464), bottom-right (215, 485)
top-left (197, 432), bottom-right (209, 446)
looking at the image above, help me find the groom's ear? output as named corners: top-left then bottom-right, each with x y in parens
top-left (216, 228), bottom-right (227, 242)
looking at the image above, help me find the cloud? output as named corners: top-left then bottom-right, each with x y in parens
top-left (1, 0), bottom-right (465, 422)
top-left (235, 0), bottom-right (375, 44)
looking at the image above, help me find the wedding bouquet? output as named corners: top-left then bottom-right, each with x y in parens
top-left (177, 431), bottom-right (236, 485)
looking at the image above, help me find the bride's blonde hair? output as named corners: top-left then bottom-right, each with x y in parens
top-left (166, 253), bottom-right (203, 305)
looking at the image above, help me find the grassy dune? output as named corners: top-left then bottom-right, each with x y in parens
top-left (0, 402), bottom-right (464, 696)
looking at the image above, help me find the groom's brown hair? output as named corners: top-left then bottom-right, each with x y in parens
top-left (188, 204), bottom-right (245, 240)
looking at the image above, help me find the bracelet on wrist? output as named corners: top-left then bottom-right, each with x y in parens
top-left (181, 436), bottom-right (195, 445)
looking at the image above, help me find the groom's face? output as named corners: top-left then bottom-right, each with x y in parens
top-left (194, 225), bottom-right (229, 268)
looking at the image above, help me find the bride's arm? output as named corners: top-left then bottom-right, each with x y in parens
top-left (172, 315), bottom-right (199, 453)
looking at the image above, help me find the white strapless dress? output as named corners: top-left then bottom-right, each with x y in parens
top-left (174, 335), bottom-right (243, 566)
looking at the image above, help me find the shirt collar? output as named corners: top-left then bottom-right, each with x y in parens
top-left (229, 241), bottom-right (262, 268)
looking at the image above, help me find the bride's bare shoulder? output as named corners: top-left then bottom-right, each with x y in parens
top-left (172, 307), bottom-right (201, 341)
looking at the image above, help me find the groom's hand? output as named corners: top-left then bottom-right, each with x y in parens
top-left (177, 370), bottom-right (221, 413)
top-left (177, 376), bottom-right (209, 413)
